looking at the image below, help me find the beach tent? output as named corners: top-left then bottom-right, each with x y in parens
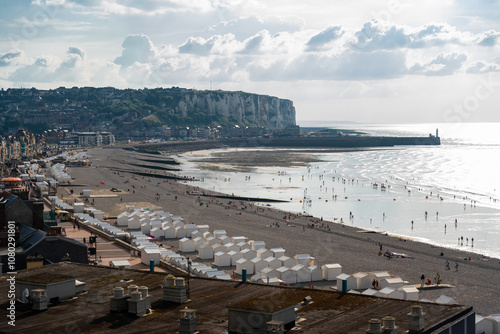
top-left (251, 241), bottom-right (266, 251)
top-left (322, 264), bottom-right (342, 281)
top-left (352, 272), bottom-right (372, 290)
top-left (163, 226), bottom-right (176, 239)
top-left (263, 257), bottom-right (281, 269)
top-left (241, 249), bottom-right (257, 260)
top-left (198, 243), bottom-right (214, 260)
top-left (256, 248), bottom-right (273, 259)
top-left (309, 265), bottom-right (323, 282)
top-left (278, 256), bottom-right (296, 268)
top-left (236, 258), bottom-right (254, 275)
top-left (376, 287), bottom-right (404, 299)
top-left (179, 238), bottom-right (196, 252)
top-left (336, 274), bottom-right (357, 292)
top-left (214, 252), bottom-right (231, 267)
top-left (398, 286), bottom-right (419, 301)
top-left (380, 277), bottom-right (404, 289)
top-left (270, 247), bottom-right (286, 258)
top-left (277, 266), bottom-right (296, 284)
top-left (228, 251), bottom-right (243, 266)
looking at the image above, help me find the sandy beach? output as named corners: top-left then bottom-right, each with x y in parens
top-left (59, 146), bottom-right (500, 316)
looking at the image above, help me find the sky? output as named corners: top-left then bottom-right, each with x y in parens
top-left (0, 0), bottom-right (500, 123)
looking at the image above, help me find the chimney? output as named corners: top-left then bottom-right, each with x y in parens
top-left (366, 319), bottom-right (382, 333)
top-left (179, 307), bottom-right (197, 334)
top-left (382, 316), bottom-right (398, 334)
top-left (138, 286), bottom-right (151, 310)
top-left (128, 291), bottom-right (147, 317)
top-left (267, 320), bottom-right (285, 334)
top-left (408, 305), bottom-right (425, 333)
top-left (32, 289), bottom-right (48, 311)
top-left (163, 276), bottom-right (188, 304)
top-left (109, 287), bottom-right (130, 312)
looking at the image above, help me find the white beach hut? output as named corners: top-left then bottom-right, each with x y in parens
top-left (163, 226), bottom-right (176, 239)
top-left (237, 242), bottom-right (251, 251)
top-left (241, 249), bottom-right (257, 260)
top-left (336, 274), bottom-right (357, 292)
top-left (183, 224), bottom-right (197, 237)
top-left (193, 238), bottom-right (205, 251)
top-left (292, 264), bottom-right (311, 283)
top-left (260, 267), bottom-right (280, 279)
top-left (322, 264), bottom-right (342, 281)
top-left (214, 252), bottom-right (231, 267)
top-left (362, 289), bottom-right (379, 296)
top-left (225, 243), bottom-right (240, 253)
top-left (398, 286), bottom-right (419, 301)
top-left (435, 295), bottom-right (458, 305)
top-left (206, 237), bottom-right (221, 246)
top-left (116, 213), bottom-right (129, 226)
top-left (376, 287), bottom-right (404, 299)
top-left (197, 225), bottom-right (210, 233)
top-left (309, 265), bottom-right (323, 282)
top-left (128, 217), bottom-right (141, 230)
top-left (250, 257), bottom-right (267, 273)
top-left (141, 248), bottom-right (161, 265)
top-left (232, 236), bottom-right (247, 244)
top-left (203, 231), bottom-right (213, 240)
top-left (218, 235), bottom-right (232, 245)
top-left (150, 227), bottom-right (164, 240)
top-left (198, 243), bottom-right (214, 260)
top-left (141, 223), bottom-right (151, 235)
top-left (179, 238), bottom-right (196, 253)
top-left (236, 258), bottom-right (254, 275)
top-left (256, 248), bottom-right (273, 259)
top-left (251, 241), bottom-right (266, 251)
top-left (258, 277), bottom-right (283, 286)
top-left (277, 256), bottom-right (295, 268)
top-left (211, 244), bottom-right (226, 255)
top-left (190, 230), bottom-right (201, 239)
top-left (277, 266), bottom-right (296, 284)
top-left (352, 272), bottom-right (372, 290)
top-left (270, 247), bottom-right (286, 258)
top-left (380, 277), bottom-right (404, 289)
top-left (175, 227), bottom-right (186, 239)
top-left (369, 271), bottom-right (391, 281)
top-left (263, 257), bottom-right (281, 269)
top-left (73, 202), bottom-right (85, 214)
top-left (228, 251), bottom-right (243, 266)
top-left (295, 254), bottom-right (314, 266)
top-left (214, 229), bottom-right (226, 238)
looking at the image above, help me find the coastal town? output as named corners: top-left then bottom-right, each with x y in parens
top-left (0, 127), bottom-right (498, 333)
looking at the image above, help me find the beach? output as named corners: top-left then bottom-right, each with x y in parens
top-left (59, 146), bottom-right (500, 316)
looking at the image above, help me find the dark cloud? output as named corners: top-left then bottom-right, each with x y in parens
top-left (0, 50), bottom-right (22, 67)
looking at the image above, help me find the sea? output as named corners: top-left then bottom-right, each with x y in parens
top-left (174, 123), bottom-right (500, 259)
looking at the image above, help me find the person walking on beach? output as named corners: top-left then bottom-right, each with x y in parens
top-left (455, 262), bottom-right (459, 272)
top-left (445, 260), bottom-right (450, 270)
top-left (420, 274), bottom-right (425, 287)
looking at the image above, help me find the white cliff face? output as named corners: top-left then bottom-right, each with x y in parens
top-left (172, 92), bottom-right (296, 129)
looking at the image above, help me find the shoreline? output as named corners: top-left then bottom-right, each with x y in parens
top-left (61, 146), bottom-right (500, 316)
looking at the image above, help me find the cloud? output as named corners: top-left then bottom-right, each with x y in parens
top-left (306, 25), bottom-right (344, 51)
top-left (466, 60), bottom-right (500, 73)
top-left (409, 52), bottom-right (467, 76)
top-left (114, 33), bottom-right (157, 68)
top-left (0, 50), bottom-right (23, 67)
top-left (477, 30), bottom-right (500, 46)
top-left (61, 46), bottom-right (86, 68)
top-left (178, 34), bottom-right (239, 55)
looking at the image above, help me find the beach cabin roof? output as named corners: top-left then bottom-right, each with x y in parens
top-left (435, 295), bottom-right (458, 305)
top-left (336, 273), bottom-right (351, 280)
